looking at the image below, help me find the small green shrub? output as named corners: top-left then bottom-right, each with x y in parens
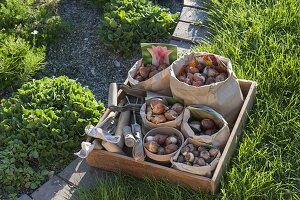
top-left (88, 0), bottom-right (111, 8)
top-left (0, 33), bottom-right (45, 93)
top-left (0, 76), bottom-right (104, 196)
top-left (99, 0), bottom-right (179, 56)
top-left (0, 0), bottom-right (67, 46)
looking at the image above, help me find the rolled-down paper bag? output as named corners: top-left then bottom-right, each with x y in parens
top-left (181, 105), bottom-right (230, 148)
top-left (128, 44), bottom-right (177, 96)
top-left (128, 59), bottom-right (172, 96)
top-left (75, 139), bottom-right (103, 158)
top-left (171, 138), bottom-right (221, 177)
top-left (170, 52), bottom-right (244, 125)
top-left (140, 96), bottom-right (184, 131)
top-left (85, 124), bottom-right (120, 144)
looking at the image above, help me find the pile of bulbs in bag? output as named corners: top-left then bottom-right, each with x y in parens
top-left (79, 44), bottom-right (244, 178)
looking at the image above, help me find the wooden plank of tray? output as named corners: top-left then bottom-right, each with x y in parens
top-left (87, 150), bottom-right (212, 192)
top-left (86, 79), bottom-right (257, 194)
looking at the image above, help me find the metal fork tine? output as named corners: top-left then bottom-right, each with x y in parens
top-left (126, 96), bottom-right (130, 104)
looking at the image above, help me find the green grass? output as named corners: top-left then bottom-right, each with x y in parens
top-left (75, 173), bottom-right (211, 200)
top-left (77, 0), bottom-right (300, 199)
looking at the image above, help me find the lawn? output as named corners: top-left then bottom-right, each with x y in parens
top-left (76, 0), bottom-right (300, 199)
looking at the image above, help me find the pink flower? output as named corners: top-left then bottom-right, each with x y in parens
top-left (147, 45), bottom-right (173, 66)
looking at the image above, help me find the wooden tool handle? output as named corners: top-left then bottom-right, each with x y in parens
top-left (123, 126), bottom-right (136, 147)
top-left (108, 83), bottom-right (118, 108)
top-left (115, 111), bottom-right (130, 148)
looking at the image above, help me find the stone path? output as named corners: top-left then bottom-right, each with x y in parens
top-left (19, 158), bottom-right (112, 200)
top-left (171, 0), bottom-right (210, 53)
top-left (18, 0), bottom-right (208, 199)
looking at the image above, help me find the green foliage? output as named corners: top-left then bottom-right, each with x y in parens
top-left (87, 0), bottom-right (111, 8)
top-left (0, 33), bottom-right (45, 92)
top-left (99, 0), bottom-right (179, 56)
top-left (0, 76), bottom-right (104, 196)
top-left (0, 0), bottom-right (67, 46)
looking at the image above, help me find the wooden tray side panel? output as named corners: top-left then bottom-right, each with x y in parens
top-left (211, 81), bottom-right (257, 194)
top-left (87, 150), bottom-right (212, 193)
top-left (239, 79), bottom-right (252, 97)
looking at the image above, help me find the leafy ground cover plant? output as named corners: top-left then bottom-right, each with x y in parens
top-left (87, 0), bottom-right (111, 8)
top-left (0, 76), bottom-right (104, 197)
top-left (77, 0), bottom-right (300, 199)
top-left (99, 0), bottom-right (179, 56)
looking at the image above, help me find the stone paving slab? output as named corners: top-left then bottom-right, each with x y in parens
top-left (31, 176), bottom-right (74, 200)
top-left (172, 21), bottom-right (210, 43)
top-left (18, 194), bottom-right (32, 200)
top-left (180, 6), bottom-right (207, 23)
top-left (58, 157), bottom-right (111, 188)
top-left (184, 0), bottom-right (207, 9)
top-left (169, 39), bottom-right (192, 55)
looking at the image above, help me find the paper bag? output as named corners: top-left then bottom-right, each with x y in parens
top-left (128, 43), bottom-right (177, 96)
top-left (128, 59), bottom-right (171, 95)
top-left (140, 97), bottom-right (184, 131)
top-left (171, 138), bottom-right (221, 177)
top-left (170, 52), bottom-right (244, 125)
top-left (181, 105), bottom-right (230, 148)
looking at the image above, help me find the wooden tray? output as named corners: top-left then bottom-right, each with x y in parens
top-left (86, 80), bottom-right (257, 194)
